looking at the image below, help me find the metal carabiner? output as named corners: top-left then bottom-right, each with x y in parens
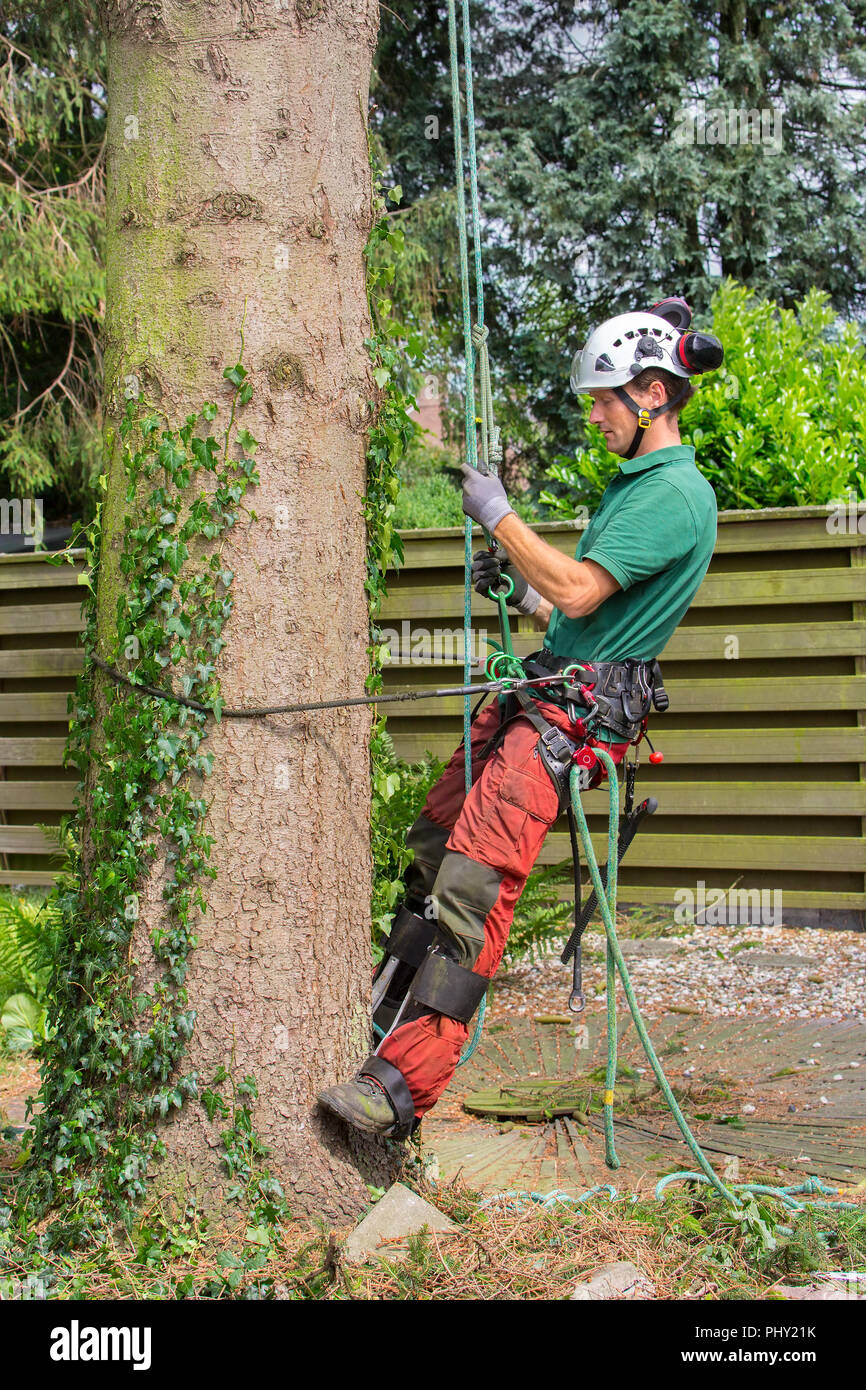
top-left (568, 951), bottom-right (585, 1014)
top-left (488, 571), bottom-right (514, 602)
top-left (622, 664), bottom-right (652, 724)
top-left (578, 687), bottom-right (599, 725)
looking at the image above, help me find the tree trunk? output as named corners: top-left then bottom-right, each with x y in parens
top-left (98, 0), bottom-right (389, 1218)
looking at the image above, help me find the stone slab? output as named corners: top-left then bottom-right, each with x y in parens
top-left (775, 1276), bottom-right (866, 1301)
top-left (735, 951), bottom-right (820, 971)
top-left (424, 1013), bottom-right (866, 1193)
top-left (618, 939), bottom-right (684, 958)
top-left (341, 1182), bottom-right (460, 1265)
top-left (571, 1261), bottom-right (656, 1300)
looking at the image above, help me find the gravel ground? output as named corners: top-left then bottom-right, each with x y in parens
top-left (491, 920), bottom-right (866, 1026)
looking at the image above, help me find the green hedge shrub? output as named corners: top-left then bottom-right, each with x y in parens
top-left (542, 279), bottom-right (866, 517)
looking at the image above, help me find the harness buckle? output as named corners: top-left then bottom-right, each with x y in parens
top-left (539, 725), bottom-right (575, 764)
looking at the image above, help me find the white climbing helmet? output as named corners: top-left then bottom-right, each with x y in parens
top-left (570, 310), bottom-right (693, 395)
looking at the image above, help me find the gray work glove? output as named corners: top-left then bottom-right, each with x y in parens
top-left (460, 461), bottom-right (514, 535)
top-left (472, 549), bottom-right (540, 616)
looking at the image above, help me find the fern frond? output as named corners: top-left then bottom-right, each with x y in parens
top-left (0, 892), bottom-right (61, 999)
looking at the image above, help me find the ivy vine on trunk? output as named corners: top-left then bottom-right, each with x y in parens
top-left (15, 361), bottom-right (259, 1239)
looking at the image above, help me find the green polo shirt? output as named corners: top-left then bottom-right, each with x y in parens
top-left (544, 444), bottom-right (717, 666)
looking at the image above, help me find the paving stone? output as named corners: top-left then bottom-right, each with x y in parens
top-left (618, 939), bottom-right (684, 958)
top-left (571, 1260), bottom-right (655, 1300)
top-left (425, 1012), bottom-right (866, 1193)
top-left (736, 951), bottom-right (820, 971)
top-left (3, 1098), bottom-right (29, 1126)
top-left (340, 1183), bottom-right (460, 1265)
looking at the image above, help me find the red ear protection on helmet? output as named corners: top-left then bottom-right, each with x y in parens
top-left (650, 296), bottom-right (693, 331)
top-left (650, 297), bottom-right (724, 374)
top-left (677, 331), bottom-right (725, 373)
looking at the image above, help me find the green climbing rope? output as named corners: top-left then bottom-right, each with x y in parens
top-left (568, 749), bottom-right (741, 1205)
top-left (656, 1172), bottom-right (860, 1211)
top-left (446, 0), bottom-right (480, 797)
top-left (445, 0), bottom-right (506, 797)
top-left (445, 0), bottom-right (517, 1069)
top-left (466, 766), bottom-right (862, 1225)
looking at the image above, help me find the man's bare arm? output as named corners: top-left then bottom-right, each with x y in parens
top-left (532, 596), bottom-right (553, 630)
top-left (493, 512), bottom-right (621, 619)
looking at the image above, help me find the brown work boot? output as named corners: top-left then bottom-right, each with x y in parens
top-left (317, 1076), bottom-right (400, 1136)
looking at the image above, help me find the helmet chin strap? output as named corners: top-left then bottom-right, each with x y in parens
top-left (614, 384), bottom-right (690, 460)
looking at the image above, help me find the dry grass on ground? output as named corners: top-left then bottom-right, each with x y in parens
top-left (3, 1167), bottom-right (863, 1301)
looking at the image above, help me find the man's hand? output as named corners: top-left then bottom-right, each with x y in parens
top-left (460, 462), bottom-right (514, 535)
top-left (472, 549), bottom-right (540, 615)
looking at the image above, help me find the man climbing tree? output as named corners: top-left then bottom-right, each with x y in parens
top-left (319, 300), bottom-right (724, 1138)
top-left (25, 0), bottom-right (391, 1224)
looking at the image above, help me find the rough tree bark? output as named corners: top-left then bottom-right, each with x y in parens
top-left (97, 0), bottom-right (390, 1217)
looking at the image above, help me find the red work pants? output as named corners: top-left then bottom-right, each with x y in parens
top-left (378, 698), bottom-right (630, 1119)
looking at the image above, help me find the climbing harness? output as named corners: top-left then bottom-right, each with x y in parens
top-left (365, 639), bottom-right (671, 1069)
top-left (466, 645), bottom-right (668, 1016)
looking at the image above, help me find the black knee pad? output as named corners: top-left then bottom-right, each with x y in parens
top-left (372, 902), bottom-right (438, 1032)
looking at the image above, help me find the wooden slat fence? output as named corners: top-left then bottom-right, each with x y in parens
top-left (0, 553), bottom-right (83, 885)
top-left (1, 506), bottom-right (864, 927)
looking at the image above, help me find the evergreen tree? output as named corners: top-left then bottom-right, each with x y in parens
top-left (370, 1), bottom-right (580, 472)
top-left (24, 0), bottom-right (391, 1227)
top-left (373, 1), bottom-right (866, 483)
top-left (0, 3), bottom-right (105, 522)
